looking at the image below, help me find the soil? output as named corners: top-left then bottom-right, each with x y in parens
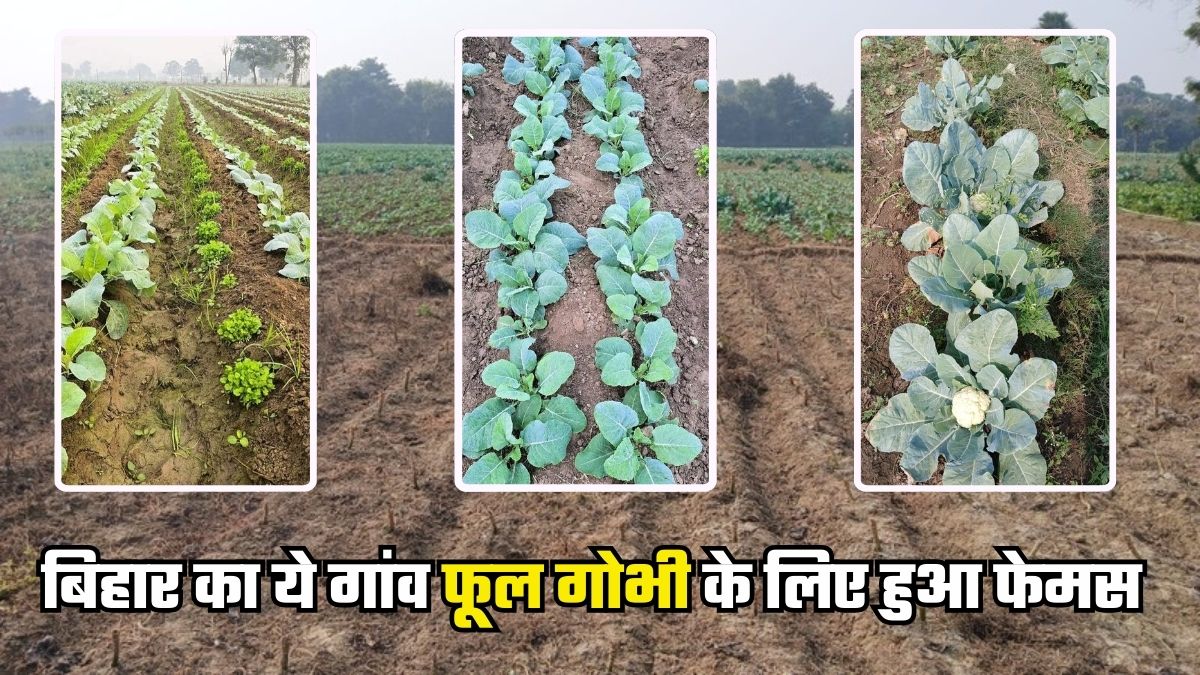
top-left (60, 90), bottom-right (310, 487)
top-left (858, 36), bottom-right (1111, 486)
top-left (460, 37), bottom-right (711, 484)
top-left (2, 211), bottom-right (1198, 671)
top-left (206, 89), bottom-right (310, 138)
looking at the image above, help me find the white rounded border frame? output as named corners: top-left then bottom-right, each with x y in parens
top-left (852, 28), bottom-right (1118, 493)
top-left (453, 29), bottom-right (718, 493)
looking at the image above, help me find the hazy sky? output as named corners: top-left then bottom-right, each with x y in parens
top-left (62, 36), bottom-right (236, 78)
top-left (4, 0), bottom-right (1197, 101)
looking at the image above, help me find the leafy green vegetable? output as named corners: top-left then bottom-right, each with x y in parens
top-left (221, 358), bottom-right (275, 407)
top-left (1041, 36), bottom-right (1109, 133)
top-left (901, 58), bottom-right (1004, 132)
top-left (574, 401), bottom-right (701, 484)
top-left (924, 36), bottom-right (980, 58)
top-left (217, 308), bottom-right (263, 344)
top-left (865, 311), bottom-right (1055, 486)
top-left (463, 337), bottom-right (585, 484)
top-left (906, 213), bottom-right (1073, 330)
top-left (901, 120), bottom-right (1063, 250)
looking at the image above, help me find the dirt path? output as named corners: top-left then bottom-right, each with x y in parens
top-left (4, 210), bottom-right (1195, 671)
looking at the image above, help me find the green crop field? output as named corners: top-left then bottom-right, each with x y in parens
top-left (315, 144), bottom-right (856, 241)
top-left (717, 147), bottom-right (853, 241)
top-left (317, 143), bottom-right (453, 235)
top-left (0, 143), bottom-right (53, 232)
top-left (1117, 152), bottom-right (1200, 221)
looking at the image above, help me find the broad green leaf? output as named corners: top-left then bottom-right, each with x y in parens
top-left (630, 214), bottom-right (676, 262)
top-left (941, 242), bottom-right (983, 291)
top-left (901, 222), bottom-right (938, 252)
top-left (1005, 357), bottom-right (1057, 421)
top-left (69, 351), bottom-right (106, 382)
top-left (902, 142), bottom-right (943, 206)
top-left (540, 395), bottom-right (586, 434)
top-left (594, 401), bottom-right (638, 446)
top-left (65, 275), bottom-right (106, 324)
top-left (888, 323), bottom-right (938, 380)
top-left (513, 203), bottom-right (547, 239)
top-left (907, 255), bottom-right (942, 286)
top-left (522, 419), bottom-right (572, 468)
top-left (943, 450), bottom-right (994, 485)
top-left (490, 413), bottom-right (515, 451)
top-left (919, 277), bottom-right (974, 314)
top-left (575, 435), bottom-right (614, 477)
top-left (954, 310), bottom-right (1019, 373)
top-left (994, 129), bottom-right (1040, 178)
top-left (651, 425), bottom-right (702, 466)
top-left (637, 318), bottom-right (677, 361)
top-left (534, 270), bottom-right (567, 305)
top-left (900, 421), bottom-right (960, 482)
top-left (997, 440), bottom-right (1048, 485)
top-left (972, 214), bottom-right (1019, 262)
top-left (907, 376), bottom-right (952, 415)
top-left (635, 458), bottom-right (675, 484)
top-left (586, 227), bottom-right (629, 264)
top-left (637, 382), bottom-right (668, 423)
top-left (595, 336), bottom-right (634, 370)
top-left (987, 408), bottom-right (1037, 455)
top-left (595, 262), bottom-right (635, 296)
top-left (463, 398), bottom-right (514, 458)
top-left (534, 351), bottom-right (575, 396)
top-left (642, 358), bottom-right (677, 384)
top-left (607, 294), bottom-right (636, 321)
top-left (631, 274), bottom-right (671, 305)
top-left (865, 393), bottom-right (925, 454)
top-left (104, 300), bottom-right (129, 340)
top-left (514, 395), bottom-right (543, 429)
top-left (935, 353), bottom-right (976, 389)
top-left (603, 438), bottom-right (640, 481)
top-left (600, 351), bottom-right (637, 387)
top-left (975, 364), bottom-right (1009, 399)
top-left (511, 464), bottom-right (532, 484)
top-left (64, 326), bottom-right (97, 360)
top-left (465, 210), bottom-right (510, 249)
top-left (463, 453), bottom-right (512, 484)
top-left (61, 377), bottom-right (85, 420)
top-left (482, 359), bottom-right (522, 391)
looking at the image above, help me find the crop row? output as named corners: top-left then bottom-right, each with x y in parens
top-left (573, 37), bottom-right (701, 484)
top-left (1040, 36), bottom-right (1109, 133)
top-left (207, 89), bottom-right (310, 130)
top-left (462, 38), bottom-right (586, 484)
top-left (189, 89), bottom-right (310, 154)
top-left (60, 92), bottom-right (171, 473)
top-left (62, 88), bottom-right (162, 163)
top-left (865, 40), bottom-right (1075, 486)
top-left (179, 90), bottom-right (310, 280)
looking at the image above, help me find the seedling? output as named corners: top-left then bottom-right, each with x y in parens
top-left (574, 401), bottom-right (702, 484)
top-left (195, 240), bottom-right (232, 270)
top-left (217, 308), bottom-right (263, 344)
top-left (227, 429), bottom-right (250, 448)
top-left (221, 358), bottom-right (275, 407)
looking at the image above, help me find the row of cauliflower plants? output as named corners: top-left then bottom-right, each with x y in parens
top-left (60, 91), bottom-right (171, 474)
top-left (462, 38), bottom-right (588, 483)
top-left (867, 39), bottom-right (1076, 486)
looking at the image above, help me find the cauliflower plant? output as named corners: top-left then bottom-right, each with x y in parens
top-left (865, 309), bottom-right (1057, 486)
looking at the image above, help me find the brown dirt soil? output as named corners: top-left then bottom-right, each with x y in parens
top-left (61, 90), bottom-right (310, 487)
top-left (1, 211), bottom-right (1197, 671)
top-left (461, 37), bottom-right (711, 484)
top-left (858, 36), bottom-right (1111, 486)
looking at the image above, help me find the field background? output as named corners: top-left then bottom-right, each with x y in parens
top-left (2, 39), bottom-right (1200, 666)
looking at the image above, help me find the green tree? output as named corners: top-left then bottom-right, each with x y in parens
top-left (183, 58), bottom-right (203, 83)
top-left (233, 36), bottom-right (285, 85)
top-left (1037, 11), bottom-right (1073, 29)
top-left (163, 60), bottom-right (182, 83)
top-left (276, 36), bottom-right (309, 87)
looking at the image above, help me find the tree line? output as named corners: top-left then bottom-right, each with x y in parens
top-left (61, 36), bottom-right (310, 87)
top-left (1117, 76), bottom-right (1200, 152)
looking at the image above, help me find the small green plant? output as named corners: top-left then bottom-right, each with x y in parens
top-left (133, 425), bottom-right (156, 438)
top-left (200, 202), bottom-right (222, 219)
top-left (125, 460), bottom-right (146, 483)
top-left (195, 219), bottom-right (220, 243)
top-left (281, 156), bottom-right (307, 176)
top-left (195, 240), bottom-right (232, 270)
top-left (220, 273), bottom-right (238, 289)
top-left (693, 144), bottom-right (709, 177)
top-left (217, 308), bottom-right (263, 343)
top-left (226, 429), bottom-right (249, 448)
top-left (221, 358), bottom-right (275, 407)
